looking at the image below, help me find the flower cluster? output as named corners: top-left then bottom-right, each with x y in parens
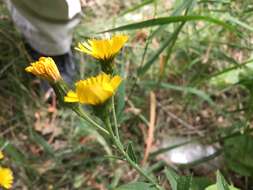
top-left (0, 151), bottom-right (14, 189)
top-left (25, 34), bottom-right (128, 106)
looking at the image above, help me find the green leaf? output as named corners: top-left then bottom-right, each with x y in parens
top-left (191, 177), bottom-right (213, 190)
top-left (210, 69), bottom-right (241, 87)
top-left (30, 130), bottom-right (55, 157)
top-left (165, 167), bottom-right (192, 190)
top-left (164, 167), bottom-right (179, 190)
top-left (114, 182), bottom-right (157, 190)
top-left (227, 15), bottom-right (253, 33)
top-left (0, 139), bottom-right (26, 165)
top-left (205, 184), bottom-right (240, 190)
top-left (178, 176), bottom-right (192, 190)
top-left (224, 134), bottom-right (253, 176)
top-left (205, 171), bottom-right (240, 190)
top-left (126, 142), bottom-right (137, 163)
top-left (216, 171), bottom-right (229, 190)
top-left (210, 60), bottom-right (253, 88)
top-left (101, 15), bottom-right (235, 33)
top-left (165, 168), bottom-right (213, 190)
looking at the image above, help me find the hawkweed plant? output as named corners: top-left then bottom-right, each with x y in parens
top-left (25, 34), bottom-right (163, 190)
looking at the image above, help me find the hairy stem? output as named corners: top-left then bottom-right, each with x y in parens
top-left (112, 96), bottom-right (120, 139)
top-left (73, 106), bottom-right (109, 136)
top-left (106, 108), bottom-right (163, 190)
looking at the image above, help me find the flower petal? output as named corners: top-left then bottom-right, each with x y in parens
top-left (0, 167), bottom-right (13, 189)
top-left (75, 35), bottom-right (128, 62)
top-left (64, 73), bottom-right (122, 105)
top-left (64, 91), bottom-right (79, 102)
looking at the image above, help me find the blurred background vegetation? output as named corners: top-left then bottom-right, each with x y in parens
top-left (0, 0), bottom-right (253, 189)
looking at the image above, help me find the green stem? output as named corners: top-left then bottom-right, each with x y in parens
top-left (114, 138), bottom-right (163, 190)
top-left (73, 106), bottom-right (109, 136)
top-left (106, 111), bottom-right (163, 190)
top-left (105, 112), bottom-right (115, 136)
top-left (112, 97), bottom-right (120, 139)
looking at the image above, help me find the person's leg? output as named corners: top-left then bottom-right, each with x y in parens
top-left (5, 0), bottom-right (81, 84)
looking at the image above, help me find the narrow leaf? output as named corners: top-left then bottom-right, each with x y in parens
top-left (178, 176), bottom-right (192, 190)
top-left (138, 22), bottom-right (185, 76)
top-left (164, 167), bottom-right (179, 190)
top-left (126, 142), bottom-right (137, 163)
top-left (30, 130), bottom-right (55, 157)
top-left (101, 15), bottom-right (235, 33)
top-left (143, 81), bottom-right (214, 105)
top-left (216, 171), bottom-right (229, 190)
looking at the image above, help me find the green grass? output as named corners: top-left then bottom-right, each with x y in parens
top-left (1, 0), bottom-right (253, 189)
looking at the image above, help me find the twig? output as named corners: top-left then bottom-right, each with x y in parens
top-left (156, 101), bottom-right (204, 136)
top-left (157, 102), bottom-right (194, 130)
top-left (142, 91), bottom-right (156, 165)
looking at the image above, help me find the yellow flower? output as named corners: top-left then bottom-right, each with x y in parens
top-left (64, 73), bottom-right (122, 105)
top-left (0, 167), bottom-right (13, 189)
top-left (75, 35), bottom-right (128, 62)
top-left (0, 151), bottom-right (4, 160)
top-left (25, 57), bottom-right (61, 82)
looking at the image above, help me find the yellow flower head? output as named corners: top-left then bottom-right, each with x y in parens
top-left (76, 35), bottom-right (128, 62)
top-left (0, 151), bottom-right (4, 160)
top-left (25, 57), bottom-right (61, 82)
top-left (0, 167), bottom-right (13, 189)
top-left (64, 73), bottom-right (122, 105)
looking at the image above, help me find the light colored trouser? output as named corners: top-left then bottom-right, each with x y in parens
top-left (5, 0), bottom-right (81, 55)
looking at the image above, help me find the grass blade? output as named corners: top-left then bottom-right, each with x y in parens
top-left (101, 15), bottom-right (236, 33)
top-left (164, 167), bottom-right (179, 190)
top-left (227, 15), bottom-right (253, 32)
top-left (119, 0), bottom-right (156, 16)
top-left (143, 81), bottom-right (214, 105)
top-left (137, 22), bottom-right (185, 76)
